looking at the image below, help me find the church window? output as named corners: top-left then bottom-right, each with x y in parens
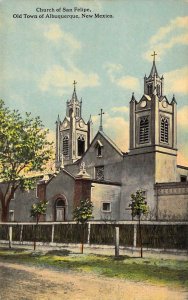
top-left (77, 135), bottom-right (85, 156)
top-left (102, 202), bottom-right (111, 212)
top-left (97, 145), bottom-right (102, 157)
top-left (76, 107), bottom-right (80, 118)
top-left (180, 175), bottom-right (187, 182)
top-left (95, 166), bottom-right (104, 181)
top-left (160, 117), bottom-right (169, 143)
top-left (9, 210), bottom-right (14, 222)
top-left (139, 116), bottom-right (149, 144)
top-left (157, 85), bottom-right (160, 96)
top-left (147, 85), bottom-right (152, 95)
top-left (63, 136), bottom-right (69, 156)
top-left (95, 140), bottom-right (103, 157)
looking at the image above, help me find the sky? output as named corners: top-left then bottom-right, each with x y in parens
top-left (0, 0), bottom-right (188, 166)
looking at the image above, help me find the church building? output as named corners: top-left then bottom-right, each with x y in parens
top-left (6, 56), bottom-right (188, 222)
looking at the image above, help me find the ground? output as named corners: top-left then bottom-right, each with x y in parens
top-left (0, 244), bottom-right (187, 300)
top-left (0, 261), bottom-right (187, 300)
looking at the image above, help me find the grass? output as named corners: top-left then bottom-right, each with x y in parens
top-left (0, 247), bottom-right (188, 289)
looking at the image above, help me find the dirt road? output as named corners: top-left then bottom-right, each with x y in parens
top-left (0, 261), bottom-right (187, 300)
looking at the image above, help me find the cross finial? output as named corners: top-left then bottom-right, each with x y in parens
top-left (151, 51), bottom-right (157, 62)
top-left (98, 108), bottom-right (105, 131)
top-left (73, 80), bottom-right (77, 91)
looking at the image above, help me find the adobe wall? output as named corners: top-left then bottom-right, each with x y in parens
top-left (91, 182), bottom-right (121, 220)
top-left (155, 182), bottom-right (188, 220)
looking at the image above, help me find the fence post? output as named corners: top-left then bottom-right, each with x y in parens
top-left (115, 226), bottom-right (119, 257)
top-left (133, 224), bottom-right (137, 248)
top-left (9, 226), bottom-right (12, 249)
top-left (87, 222), bottom-right (91, 244)
top-left (51, 224), bottom-right (55, 243)
top-left (20, 225), bottom-right (23, 243)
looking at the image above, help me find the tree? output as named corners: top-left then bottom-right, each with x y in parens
top-left (31, 200), bottom-right (48, 250)
top-left (129, 190), bottom-right (149, 258)
top-left (0, 100), bottom-right (53, 221)
top-left (73, 199), bottom-right (93, 254)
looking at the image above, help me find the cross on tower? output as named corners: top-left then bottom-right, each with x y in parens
top-left (98, 108), bottom-right (105, 131)
top-left (73, 80), bottom-right (77, 91)
top-left (151, 51), bottom-right (157, 62)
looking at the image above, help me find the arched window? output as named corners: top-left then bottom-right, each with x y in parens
top-left (160, 117), bottom-right (169, 143)
top-left (63, 136), bottom-right (69, 156)
top-left (139, 116), bottom-right (149, 144)
top-left (77, 135), bottom-right (85, 156)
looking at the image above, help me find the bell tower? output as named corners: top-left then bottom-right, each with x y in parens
top-left (129, 52), bottom-right (177, 182)
top-left (55, 82), bottom-right (93, 168)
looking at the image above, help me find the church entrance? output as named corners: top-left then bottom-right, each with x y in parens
top-left (55, 198), bottom-right (66, 221)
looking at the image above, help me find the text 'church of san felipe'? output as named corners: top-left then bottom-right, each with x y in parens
top-left (7, 56), bottom-right (188, 222)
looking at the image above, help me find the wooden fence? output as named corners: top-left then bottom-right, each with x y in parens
top-left (0, 221), bottom-right (188, 250)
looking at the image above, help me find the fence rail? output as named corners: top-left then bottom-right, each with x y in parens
top-left (0, 221), bottom-right (188, 250)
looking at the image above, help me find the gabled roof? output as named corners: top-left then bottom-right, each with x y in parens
top-left (140, 94), bottom-right (151, 102)
top-left (94, 130), bottom-right (123, 156)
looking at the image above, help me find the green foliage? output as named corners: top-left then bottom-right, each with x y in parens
top-left (30, 200), bottom-right (48, 220)
top-left (0, 99), bottom-right (53, 180)
top-left (129, 190), bottom-right (149, 219)
top-left (0, 99), bottom-right (53, 220)
top-left (73, 199), bottom-right (93, 224)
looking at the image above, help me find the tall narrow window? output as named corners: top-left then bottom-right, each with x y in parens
top-left (77, 135), bottom-right (85, 156)
top-left (97, 145), bottom-right (102, 157)
top-left (160, 117), bottom-right (169, 143)
top-left (147, 85), bottom-right (152, 95)
top-left (139, 116), bottom-right (149, 144)
top-left (63, 136), bottom-right (69, 156)
top-left (157, 85), bottom-right (160, 96)
top-left (76, 107), bottom-right (80, 118)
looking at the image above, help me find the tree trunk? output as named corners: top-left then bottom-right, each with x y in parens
top-left (80, 224), bottom-right (85, 254)
top-left (138, 216), bottom-right (143, 258)
top-left (33, 215), bottom-right (39, 251)
top-left (1, 205), bottom-right (9, 222)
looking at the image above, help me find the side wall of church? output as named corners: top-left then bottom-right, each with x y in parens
top-left (155, 151), bottom-right (177, 183)
top-left (155, 182), bottom-right (188, 220)
top-left (91, 183), bottom-right (121, 220)
top-left (9, 188), bottom-right (37, 222)
top-left (120, 153), bottom-right (156, 220)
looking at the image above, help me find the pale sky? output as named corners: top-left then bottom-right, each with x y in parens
top-left (0, 0), bottom-right (188, 165)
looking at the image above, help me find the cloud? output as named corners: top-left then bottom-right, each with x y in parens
top-left (177, 105), bottom-right (188, 128)
top-left (177, 150), bottom-right (188, 167)
top-left (144, 16), bottom-right (188, 60)
top-left (104, 116), bottom-right (129, 151)
top-left (104, 63), bottom-right (123, 82)
top-left (39, 65), bottom-right (100, 93)
top-left (177, 141), bottom-right (188, 167)
top-left (44, 24), bottom-right (82, 50)
top-left (164, 66), bottom-right (188, 95)
top-left (116, 76), bottom-right (140, 91)
top-left (92, 112), bottom-right (129, 152)
top-left (104, 63), bottom-right (140, 92)
top-left (111, 106), bottom-right (129, 113)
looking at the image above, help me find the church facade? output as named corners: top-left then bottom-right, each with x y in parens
top-left (5, 58), bottom-right (188, 222)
